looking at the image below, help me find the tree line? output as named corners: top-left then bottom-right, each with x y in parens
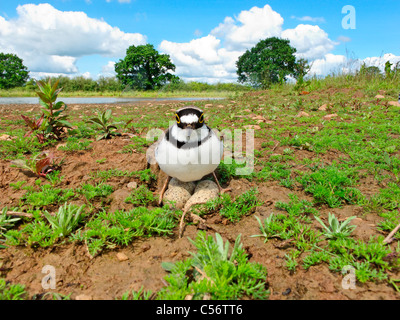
top-left (2, 37), bottom-right (396, 92)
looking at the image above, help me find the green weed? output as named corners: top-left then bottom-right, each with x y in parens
top-left (158, 232), bottom-right (269, 300)
top-left (125, 185), bottom-right (155, 206)
top-left (0, 279), bottom-right (27, 300)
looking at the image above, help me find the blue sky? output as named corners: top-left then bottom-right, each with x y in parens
top-left (1, 0), bottom-right (399, 82)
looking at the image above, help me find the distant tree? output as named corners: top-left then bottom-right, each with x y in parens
top-left (358, 63), bottom-right (382, 79)
top-left (293, 58), bottom-right (311, 90)
top-left (0, 53), bottom-right (29, 89)
top-left (236, 37), bottom-right (297, 88)
top-left (115, 44), bottom-right (179, 90)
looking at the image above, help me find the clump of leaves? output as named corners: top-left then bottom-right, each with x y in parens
top-left (0, 207), bottom-right (21, 248)
top-left (0, 279), bottom-right (27, 300)
top-left (22, 184), bottom-right (75, 208)
top-left (43, 203), bottom-right (85, 238)
top-left (158, 232), bottom-right (269, 300)
top-left (77, 183), bottom-right (114, 202)
top-left (35, 79), bottom-right (72, 140)
top-left (121, 286), bottom-right (153, 300)
top-left (86, 109), bottom-right (122, 140)
top-left (58, 137), bottom-right (92, 152)
top-left (196, 188), bottom-right (261, 222)
top-left (314, 213), bottom-right (356, 239)
top-left (11, 151), bottom-right (58, 177)
top-left (125, 185), bottom-right (155, 206)
top-left (71, 206), bottom-right (176, 257)
top-left (21, 113), bottom-right (45, 143)
top-left (297, 164), bottom-right (364, 208)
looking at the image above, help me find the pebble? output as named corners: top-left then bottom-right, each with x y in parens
top-left (0, 134), bottom-right (11, 141)
top-left (323, 113), bottom-right (338, 120)
top-left (243, 125), bottom-right (261, 130)
top-left (388, 101), bottom-right (400, 107)
top-left (296, 111), bottom-right (309, 117)
top-left (116, 252), bottom-right (129, 262)
top-left (75, 294), bottom-right (92, 300)
top-left (127, 181), bottom-right (138, 189)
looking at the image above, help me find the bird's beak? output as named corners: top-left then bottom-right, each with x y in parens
top-left (185, 124), bottom-right (194, 138)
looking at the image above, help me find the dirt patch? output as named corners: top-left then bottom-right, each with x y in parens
top-left (0, 102), bottom-right (399, 300)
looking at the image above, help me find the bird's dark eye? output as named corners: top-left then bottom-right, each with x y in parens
top-left (176, 113), bottom-right (180, 123)
top-left (199, 113), bottom-right (204, 123)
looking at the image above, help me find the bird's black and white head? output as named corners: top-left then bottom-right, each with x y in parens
top-left (175, 106), bottom-right (205, 130)
top-left (172, 106), bottom-right (207, 141)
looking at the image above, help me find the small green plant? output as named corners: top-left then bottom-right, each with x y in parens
top-left (9, 180), bottom-right (26, 190)
top-left (285, 250), bottom-right (300, 272)
top-left (158, 232), bottom-right (269, 300)
top-left (196, 188), bottom-right (261, 222)
top-left (11, 151), bottom-right (58, 177)
top-left (43, 203), bottom-right (85, 238)
top-left (46, 170), bottom-right (64, 186)
top-left (96, 158), bottom-right (107, 164)
top-left (314, 213), bottom-right (356, 239)
top-left (86, 109), bottom-right (122, 140)
top-left (58, 137), bottom-right (92, 152)
top-left (21, 113), bottom-right (46, 143)
top-left (136, 168), bottom-right (157, 183)
top-left (120, 286), bottom-right (153, 300)
top-left (71, 206), bottom-right (176, 257)
top-left (77, 183), bottom-right (113, 202)
top-left (297, 164), bottom-right (364, 208)
top-left (120, 136), bottom-right (150, 154)
top-left (22, 184), bottom-right (75, 208)
top-left (251, 214), bottom-right (281, 243)
top-left (125, 185), bottom-right (155, 206)
top-left (0, 279), bottom-right (27, 300)
top-left (35, 78), bottom-right (72, 140)
top-left (0, 207), bottom-right (21, 248)
top-left (217, 159), bottom-right (253, 184)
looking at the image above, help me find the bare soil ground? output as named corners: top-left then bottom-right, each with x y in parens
top-left (0, 98), bottom-right (399, 300)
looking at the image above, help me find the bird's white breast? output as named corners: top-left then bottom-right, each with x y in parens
top-left (155, 125), bottom-right (223, 182)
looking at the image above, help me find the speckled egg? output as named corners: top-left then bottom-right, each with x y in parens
top-left (183, 180), bottom-right (219, 212)
top-left (163, 186), bottom-right (191, 209)
top-left (169, 178), bottom-right (196, 195)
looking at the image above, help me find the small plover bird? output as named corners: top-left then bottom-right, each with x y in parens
top-left (155, 106), bottom-right (227, 204)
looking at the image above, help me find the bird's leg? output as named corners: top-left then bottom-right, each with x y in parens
top-left (213, 171), bottom-right (231, 194)
top-left (159, 175), bottom-right (172, 206)
top-left (178, 208), bottom-right (188, 238)
top-left (179, 208), bottom-right (206, 238)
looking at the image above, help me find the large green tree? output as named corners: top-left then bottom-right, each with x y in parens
top-left (236, 37), bottom-right (298, 88)
top-left (0, 53), bottom-right (29, 89)
top-left (115, 44), bottom-right (178, 90)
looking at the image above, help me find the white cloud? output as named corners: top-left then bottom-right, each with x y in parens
top-left (308, 53), bottom-right (400, 77)
top-left (361, 53), bottom-right (400, 71)
top-left (211, 4), bottom-right (283, 51)
top-left (0, 3), bottom-right (146, 76)
top-left (160, 35), bottom-right (244, 83)
top-left (291, 15), bottom-right (325, 23)
top-left (101, 61), bottom-right (117, 77)
top-left (282, 24), bottom-right (337, 60)
top-left (309, 54), bottom-right (348, 76)
top-left (161, 5), bottom-right (339, 82)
